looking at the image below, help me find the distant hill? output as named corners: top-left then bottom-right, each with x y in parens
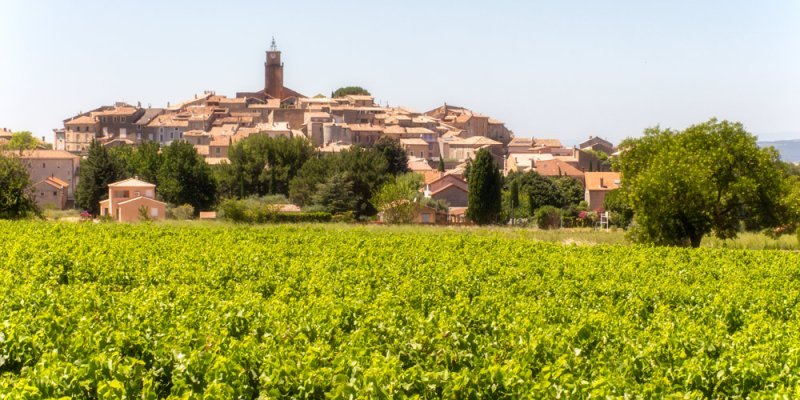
top-left (759, 140), bottom-right (800, 163)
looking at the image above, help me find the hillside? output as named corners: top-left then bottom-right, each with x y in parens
top-left (759, 139), bottom-right (800, 163)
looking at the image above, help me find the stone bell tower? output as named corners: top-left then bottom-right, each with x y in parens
top-left (265, 37), bottom-right (284, 99)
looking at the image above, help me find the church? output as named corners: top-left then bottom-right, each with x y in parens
top-left (236, 38), bottom-right (305, 105)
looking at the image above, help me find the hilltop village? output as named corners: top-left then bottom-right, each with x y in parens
top-left (7, 42), bottom-right (618, 220)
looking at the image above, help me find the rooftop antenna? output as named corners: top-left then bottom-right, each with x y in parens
top-left (270, 36), bottom-right (278, 51)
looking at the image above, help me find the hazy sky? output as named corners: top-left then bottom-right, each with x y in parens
top-left (1, 0), bottom-right (798, 146)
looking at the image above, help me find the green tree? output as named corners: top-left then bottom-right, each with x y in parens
top-left (332, 86), bottom-right (371, 98)
top-left (289, 147), bottom-right (389, 217)
top-left (373, 173), bottom-right (423, 224)
top-left (158, 141), bottom-right (216, 212)
top-left (374, 136), bottom-right (409, 176)
top-left (312, 172), bottom-right (359, 215)
top-left (75, 140), bottom-right (127, 215)
top-left (437, 157), bottom-right (446, 173)
top-left (4, 131), bottom-right (39, 152)
top-left (131, 141), bottom-right (163, 184)
top-left (603, 189), bottom-right (634, 228)
top-left (226, 135), bottom-right (314, 198)
top-left (466, 149), bottom-right (502, 225)
top-left (527, 173), bottom-right (561, 212)
top-left (553, 176), bottom-right (584, 207)
top-left (0, 154), bottom-right (39, 219)
top-left (618, 118), bottom-right (797, 247)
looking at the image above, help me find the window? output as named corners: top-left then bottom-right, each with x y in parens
top-left (121, 117), bottom-right (126, 123)
top-left (135, 191), bottom-right (141, 197)
top-left (422, 213), bottom-right (430, 223)
top-left (145, 190), bottom-right (153, 198)
top-left (53, 191), bottom-right (57, 196)
top-left (42, 163), bottom-right (46, 168)
top-left (150, 208), bottom-right (159, 218)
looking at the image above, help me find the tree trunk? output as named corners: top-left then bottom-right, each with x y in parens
top-left (689, 232), bottom-right (703, 248)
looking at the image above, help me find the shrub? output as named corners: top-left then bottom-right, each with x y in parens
top-left (534, 206), bottom-right (561, 229)
top-left (218, 197), bottom-right (331, 224)
top-left (168, 204), bottom-right (195, 220)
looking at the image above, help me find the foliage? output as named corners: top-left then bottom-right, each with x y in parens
top-left (466, 148), bottom-right (502, 225)
top-left (4, 222), bottom-right (800, 397)
top-left (534, 205), bottom-right (561, 229)
top-left (526, 172), bottom-right (561, 212)
top-left (437, 157), bottom-right (445, 172)
top-left (604, 189), bottom-right (634, 228)
top-left (618, 119), bottom-right (798, 247)
top-left (158, 141), bottom-right (216, 212)
top-left (218, 197), bottom-right (330, 223)
top-left (332, 86), bottom-right (371, 98)
top-left (373, 173), bottom-right (423, 224)
top-left (75, 140), bottom-right (127, 215)
top-left (289, 147), bottom-right (389, 217)
top-left (167, 204), bottom-right (195, 220)
top-left (138, 205), bottom-right (152, 222)
top-left (0, 154), bottom-right (39, 219)
top-left (2, 131), bottom-right (40, 151)
top-left (221, 135), bottom-right (314, 199)
top-left (552, 176), bottom-right (584, 207)
top-left (373, 136), bottom-right (409, 176)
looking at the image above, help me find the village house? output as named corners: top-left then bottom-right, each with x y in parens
top-left (533, 159), bottom-right (585, 182)
top-left (579, 136), bottom-right (615, 155)
top-left (584, 172), bottom-right (621, 212)
top-left (99, 178), bottom-right (166, 222)
top-left (424, 173), bottom-right (469, 208)
top-left (377, 201), bottom-right (448, 225)
top-left (505, 153), bottom-right (554, 173)
top-left (7, 149), bottom-right (81, 208)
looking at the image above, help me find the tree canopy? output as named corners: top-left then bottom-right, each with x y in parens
top-left (158, 141), bottom-right (217, 212)
top-left (0, 154), bottom-right (39, 219)
top-left (618, 118), bottom-right (800, 247)
top-left (466, 149), bottom-right (502, 225)
top-left (289, 146), bottom-right (389, 217)
top-left (332, 86), bottom-right (371, 98)
top-left (219, 135), bottom-right (314, 199)
top-left (373, 136), bottom-right (409, 176)
top-left (75, 141), bottom-right (127, 215)
top-left (372, 173), bottom-right (423, 224)
top-left (3, 131), bottom-right (40, 152)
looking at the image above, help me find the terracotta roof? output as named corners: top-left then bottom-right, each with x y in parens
top-left (93, 106), bottom-right (139, 117)
top-left (408, 158), bottom-right (433, 172)
top-left (448, 207), bottom-right (468, 216)
top-left (585, 172), bottom-right (621, 191)
top-left (65, 115), bottom-right (97, 125)
top-left (346, 124), bottom-right (383, 132)
top-left (210, 136), bottom-right (231, 146)
top-left (278, 204), bottom-right (302, 213)
top-left (345, 95), bottom-right (374, 101)
top-left (430, 183), bottom-right (467, 197)
top-left (405, 127), bottom-right (435, 135)
top-left (459, 136), bottom-right (502, 146)
top-left (425, 172), bottom-right (467, 186)
top-left (108, 178), bottom-right (156, 188)
top-left (306, 112), bottom-right (332, 119)
top-left (400, 138), bottom-right (428, 146)
top-left (508, 137), bottom-right (533, 146)
top-left (488, 118), bottom-right (504, 124)
top-left (48, 176), bottom-right (69, 187)
top-left (383, 126), bottom-right (406, 135)
top-left (10, 150), bottom-right (80, 160)
top-left (534, 138), bottom-right (563, 148)
top-left (534, 159), bottom-right (584, 177)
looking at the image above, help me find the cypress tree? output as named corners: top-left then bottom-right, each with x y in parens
top-left (75, 140), bottom-right (127, 215)
top-left (438, 157), bottom-right (446, 172)
top-left (466, 149), bottom-right (502, 225)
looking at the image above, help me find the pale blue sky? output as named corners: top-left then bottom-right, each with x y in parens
top-left (1, 0), bottom-right (798, 146)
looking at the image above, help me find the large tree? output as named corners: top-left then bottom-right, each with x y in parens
top-left (527, 173), bottom-right (562, 212)
top-left (289, 146), bottom-right (389, 217)
top-left (75, 140), bottom-right (127, 215)
top-left (0, 154), bottom-right (39, 219)
top-left (372, 173), bottom-right (423, 224)
top-left (157, 141), bottom-right (216, 212)
top-left (224, 135), bottom-right (314, 198)
top-left (3, 131), bottom-right (39, 152)
top-left (466, 148), bottom-right (502, 225)
top-left (332, 86), bottom-right (371, 98)
top-left (374, 136), bottom-right (409, 176)
top-left (618, 118), bottom-right (799, 247)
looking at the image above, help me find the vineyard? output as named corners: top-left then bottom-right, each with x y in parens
top-left (2, 222), bottom-right (800, 398)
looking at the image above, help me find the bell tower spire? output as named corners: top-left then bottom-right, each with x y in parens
top-left (265, 37), bottom-right (284, 99)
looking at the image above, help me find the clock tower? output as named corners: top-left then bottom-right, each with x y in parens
top-left (265, 37), bottom-right (284, 99)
